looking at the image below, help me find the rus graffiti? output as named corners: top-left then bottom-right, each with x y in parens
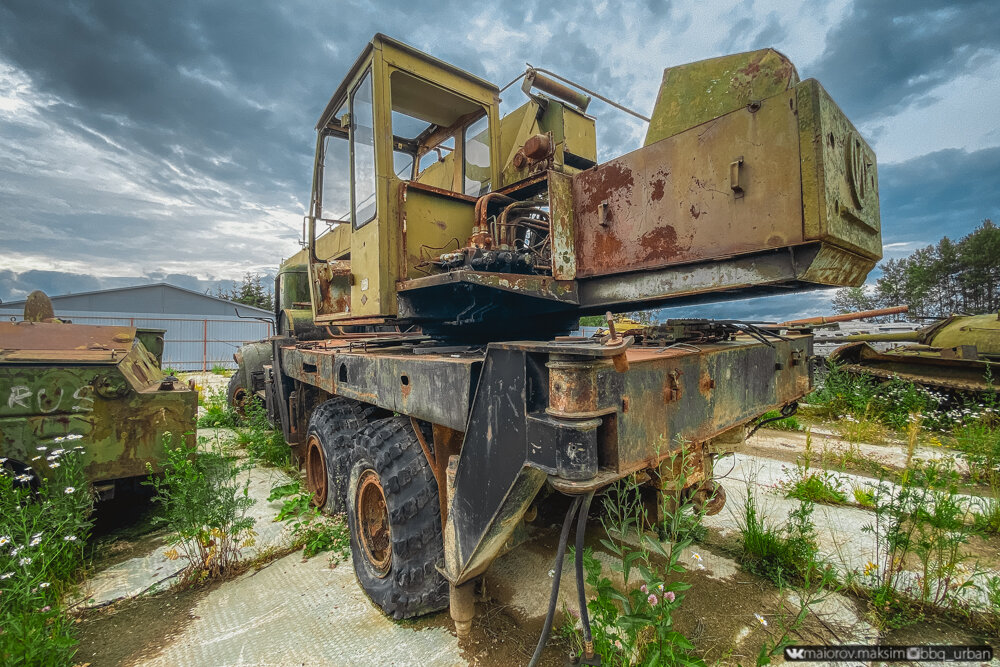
top-left (3, 383), bottom-right (94, 414)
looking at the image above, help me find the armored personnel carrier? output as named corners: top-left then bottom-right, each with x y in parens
top-left (0, 292), bottom-right (197, 497)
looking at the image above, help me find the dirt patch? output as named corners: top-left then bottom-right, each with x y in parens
top-left (882, 614), bottom-right (1000, 657)
top-left (73, 582), bottom-right (215, 666)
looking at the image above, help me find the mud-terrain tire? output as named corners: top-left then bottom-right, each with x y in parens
top-left (346, 417), bottom-right (447, 619)
top-left (227, 374), bottom-right (249, 416)
top-left (304, 397), bottom-right (381, 514)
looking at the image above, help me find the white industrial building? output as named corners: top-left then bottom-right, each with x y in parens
top-left (0, 283), bottom-right (273, 370)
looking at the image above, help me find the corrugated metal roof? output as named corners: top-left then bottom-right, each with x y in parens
top-left (0, 283), bottom-right (272, 318)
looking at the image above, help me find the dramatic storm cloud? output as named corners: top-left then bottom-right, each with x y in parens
top-left (0, 0), bottom-right (997, 319)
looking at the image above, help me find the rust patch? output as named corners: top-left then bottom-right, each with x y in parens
top-left (638, 226), bottom-right (680, 259)
top-left (767, 234), bottom-right (783, 246)
top-left (590, 230), bottom-right (625, 262)
top-left (650, 178), bottom-right (665, 202)
top-left (689, 204), bottom-right (702, 219)
top-left (433, 220), bottom-right (447, 230)
top-left (576, 160), bottom-right (635, 212)
top-left (739, 61), bottom-right (761, 78)
top-left (699, 371), bottom-right (715, 395)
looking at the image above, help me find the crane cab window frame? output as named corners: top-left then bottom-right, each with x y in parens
top-left (350, 69), bottom-right (378, 229)
top-left (387, 69), bottom-right (492, 197)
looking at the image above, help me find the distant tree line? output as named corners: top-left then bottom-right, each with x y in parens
top-left (214, 272), bottom-right (274, 311)
top-left (832, 219), bottom-right (1000, 318)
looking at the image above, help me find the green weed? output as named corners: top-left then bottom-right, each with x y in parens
top-left (757, 410), bottom-right (803, 432)
top-left (146, 436), bottom-right (256, 584)
top-left (752, 568), bottom-right (838, 666)
top-left (268, 481), bottom-right (349, 561)
top-left (737, 475), bottom-right (824, 587)
top-left (859, 456), bottom-right (981, 628)
top-left (0, 446), bottom-right (93, 666)
top-left (852, 484), bottom-right (876, 509)
top-left (197, 386), bottom-right (238, 428)
top-left (984, 575), bottom-right (1000, 634)
top-left (236, 401), bottom-right (289, 469)
top-left (580, 462), bottom-right (705, 666)
top-left (781, 431), bottom-right (848, 506)
top-left (810, 361), bottom-right (998, 433)
top-left (209, 365), bottom-right (231, 376)
top-left (785, 473), bottom-right (848, 505)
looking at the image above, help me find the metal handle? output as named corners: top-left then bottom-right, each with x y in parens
top-left (730, 156), bottom-right (744, 199)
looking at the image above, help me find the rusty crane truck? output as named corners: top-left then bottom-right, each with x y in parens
top-left (230, 34), bottom-right (881, 650)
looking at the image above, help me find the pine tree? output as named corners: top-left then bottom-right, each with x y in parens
top-left (216, 272), bottom-right (273, 310)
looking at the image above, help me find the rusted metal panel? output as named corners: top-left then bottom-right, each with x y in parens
top-left (279, 344), bottom-right (481, 432)
top-left (797, 79), bottom-right (881, 261)
top-left (312, 260), bottom-right (352, 318)
top-left (442, 333), bottom-right (813, 583)
top-left (614, 337), bottom-right (810, 470)
top-left (400, 183), bottom-right (476, 280)
top-left (797, 242), bottom-right (875, 287)
top-left (645, 48), bottom-right (799, 146)
top-left (573, 89), bottom-right (804, 278)
top-left (578, 244), bottom-right (803, 308)
top-left (0, 321), bottom-right (135, 363)
top-left (547, 171), bottom-right (577, 280)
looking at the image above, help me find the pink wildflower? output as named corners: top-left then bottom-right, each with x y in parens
top-left (640, 583), bottom-right (648, 594)
top-left (40, 606), bottom-right (51, 612)
top-left (665, 591), bottom-right (675, 603)
top-left (648, 593), bottom-right (658, 606)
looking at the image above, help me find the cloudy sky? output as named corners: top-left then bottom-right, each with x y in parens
top-left (1, 0), bottom-right (997, 319)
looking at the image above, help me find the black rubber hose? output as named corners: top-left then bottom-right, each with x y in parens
top-left (528, 495), bottom-right (582, 667)
top-left (575, 491), bottom-right (596, 655)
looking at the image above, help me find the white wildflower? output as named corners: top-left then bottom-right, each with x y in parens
top-left (64, 486), bottom-right (75, 494)
top-left (0, 572), bottom-right (12, 580)
top-left (49, 462), bottom-right (60, 468)
top-left (39, 582), bottom-right (50, 588)
top-left (63, 535), bottom-right (78, 542)
top-left (754, 613), bottom-right (768, 627)
top-left (29, 537), bottom-right (41, 547)
top-left (0, 536), bottom-right (9, 547)
top-left (18, 557), bottom-right (31, 566)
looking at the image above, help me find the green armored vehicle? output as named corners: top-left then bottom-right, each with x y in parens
top-left (830, 312), bottom-right (1000, 394)
top-left (0, 292), bottom-right (197, 497)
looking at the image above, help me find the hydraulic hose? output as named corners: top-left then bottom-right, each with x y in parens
top-left (575, 491), bottom-right (596, 659)
top-left (528, 495), bottom-right (583, 667)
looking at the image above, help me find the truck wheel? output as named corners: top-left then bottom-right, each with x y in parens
top-left (346, 417), bottom-right (447, 619)
top-left (227, 374), bottom-right (250, 417)
top-left (304, 398), bottom-right (377, 513)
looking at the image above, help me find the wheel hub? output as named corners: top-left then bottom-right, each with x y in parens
top-left (305, 434), bottom-right (328, 507)
top-left (357, 469), bottom-right (391, 576)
